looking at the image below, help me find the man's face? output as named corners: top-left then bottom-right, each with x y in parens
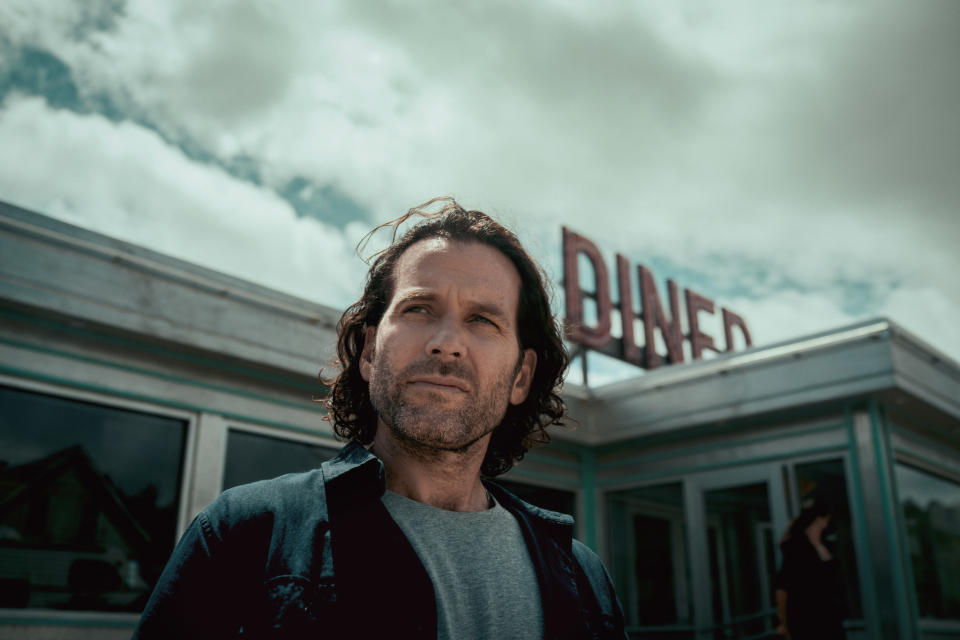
top-left (360, 238), bottom-right (536, 453)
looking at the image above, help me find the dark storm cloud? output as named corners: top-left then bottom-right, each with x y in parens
top-left (166, 2), bottom-right (298, 123)
top-left (760, 2), bottom-right (960, 223)
top-left (345, 1), bottom-right (721, 152)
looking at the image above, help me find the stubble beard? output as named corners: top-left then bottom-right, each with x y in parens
top-left (368, 349), bottom-right (515, 457)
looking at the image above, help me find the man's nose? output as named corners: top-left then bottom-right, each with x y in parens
top-left (426, 317), bottom-right (465, 359)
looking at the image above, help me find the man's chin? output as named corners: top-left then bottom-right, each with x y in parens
top-left (389, 422), bottom-right (492, 455)
top-left (398, 432), bottom-right (481, 454)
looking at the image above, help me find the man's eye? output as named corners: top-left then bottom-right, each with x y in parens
top-left (472, 315), bottom-right (497, 327)
top-left (404, 305), bottom-right (428, 314)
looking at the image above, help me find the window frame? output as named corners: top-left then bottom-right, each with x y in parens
top-left (219, 420), bottom-right (343, 496)
top-left (0, 374), bottom-right (198, 625)
top-left (606, 481), bottom-right (691, 628)
top-left (892, 459), bottom-right (960, 625)
top-left (225, 420), bottom-right (343, 449)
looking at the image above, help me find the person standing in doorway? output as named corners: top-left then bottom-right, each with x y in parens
top-left (775, 497), bottom-right (845, 639)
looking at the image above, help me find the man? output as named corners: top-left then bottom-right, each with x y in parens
top-left (133, 198), bottom-right (626, 639)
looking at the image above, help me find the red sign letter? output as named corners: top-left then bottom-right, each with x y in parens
top-left (722, 308), bottom-right (753, 352)
top-left (616, 254), bottom-right (642, 366)
top-left (638, 265), bottom-right (685, 369)
top-left (563, 228), bottom-right (612, 350)
top-left (685, 288), bottom-right (717, 360)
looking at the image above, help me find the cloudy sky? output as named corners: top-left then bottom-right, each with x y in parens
top-left (1, 1), bottom-right (958, 385)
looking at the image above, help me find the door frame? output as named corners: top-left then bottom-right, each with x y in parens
top-left (684, 463), bottom-right (790, 639)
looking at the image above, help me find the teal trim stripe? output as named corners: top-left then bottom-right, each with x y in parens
top-left (0, 336), bottom-right (324, 414)
top-left (506, 466), bottom-right (580, 488)
top-left (890, 424), bottom-right (960, 482)
top-left (0, 365), bottom-right (332, 440)
top-left (524, 451), bottom-right (581, 471)
top-left (594, 401), bottom-right (849, 455)
top-left (579, 448), bottom-right (598, 550)
top-left (844, 405), bottom-right (881, 639)
top-left (0, 615), bottom-right (137, 628)
top-left (869, 400), bottom-right (917, 639)
top-left (546, 438), bottom-right (594, 457)
top-left (598, 444), bottom-right (843, 487)
top-left (916, 624), bottom-right (960, 637)
top-left (885, 411), bottom-right (923, 634)
top-left (600, 422), bottom-right (843, 469)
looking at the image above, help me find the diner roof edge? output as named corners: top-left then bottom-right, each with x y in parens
top-left (587, 318), bottom-right (957, 400)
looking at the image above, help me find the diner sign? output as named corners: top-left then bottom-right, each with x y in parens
top-left (563, 227), bottom-right (752, 370)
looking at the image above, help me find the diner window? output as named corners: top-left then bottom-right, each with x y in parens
top-left (792, 458), bottom-right (862, 619)
top-left (0, 386), bottom-right (186, 612)
top-left (607, 482), bottom-right (691, 629)
top-left (896, 463), bottom-right (960, 620)
top-left (222, 429), bottom-right (339, 491)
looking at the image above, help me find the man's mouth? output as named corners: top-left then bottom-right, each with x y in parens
top-left (406, 375), bottom-right (470, 392)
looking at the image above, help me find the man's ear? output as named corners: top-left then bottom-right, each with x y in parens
top-left (509, 348), bottom-right (537, 405)
top-left (359, 327), bottom-right (376, 382)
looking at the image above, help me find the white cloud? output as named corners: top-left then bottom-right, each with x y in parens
top-left (720, 290), bottom-right (857, 347)
top-left (879, 287), bottom-right (960, 363)
top-left (0, 95), bottom-right (366, 307)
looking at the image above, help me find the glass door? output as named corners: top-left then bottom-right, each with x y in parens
top-left (686, 465), bottom-right (788, 640)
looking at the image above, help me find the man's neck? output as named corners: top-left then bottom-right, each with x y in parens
top-left (371, 426), bottom-right (491, 512)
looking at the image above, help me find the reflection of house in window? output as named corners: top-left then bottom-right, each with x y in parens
top-left (0, 446), bottom-right (156, 611)
top-left (902, 498), bottom-right (960, 619)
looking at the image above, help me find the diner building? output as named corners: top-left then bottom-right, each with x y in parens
top-left (1, 200), bottom-right (958, 639)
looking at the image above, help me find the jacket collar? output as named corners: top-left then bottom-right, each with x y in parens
top-left (322, 440), bottom-right (381, 483)
top-left (484, 480), bottom-right (575, 529)
top-left (323, 441), bottom-right (574, 531)
top-left (323, 441), bottom-right (583, 639)
top-left (321, 441), bottom-right (384, 515)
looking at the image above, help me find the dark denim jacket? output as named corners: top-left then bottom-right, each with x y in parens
top-left (133, 443), bottom-right (626, 639)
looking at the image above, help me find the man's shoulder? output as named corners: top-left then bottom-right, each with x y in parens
top-left (204, 468), bottom-right (328, 530)
top-left (571, 539), bottom-right (606, 581)
top-left (571, 539), bottom-right (627, 637)
top-left (200, 443), bottom-right (382, 536)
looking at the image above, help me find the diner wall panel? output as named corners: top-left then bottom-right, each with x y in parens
top-left (0, 205), bottom-right (340, 377)
top-left (595, 418), bottom-right (848, 490)
top-left (589, 333), bottom-right (896, 444)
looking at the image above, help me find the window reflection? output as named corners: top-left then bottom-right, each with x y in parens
top-left (607, 483), bottom-right (691, 631)
top-left (222, 429), bottom-right (339, 491)
top-left (0, 386), bottom-right (186, 612)
top-left (896, 464), bottom-right (960, 620)
top-left (705, 482), bottom-right (773, 638)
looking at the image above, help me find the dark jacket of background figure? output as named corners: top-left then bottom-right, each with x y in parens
top-left (132, 442), bottom-right (627, 639)
top-left (775, 535), bottom-right (845, 640)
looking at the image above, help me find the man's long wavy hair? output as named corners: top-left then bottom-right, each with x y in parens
top-left (323, 197), bottom-right (570, 476)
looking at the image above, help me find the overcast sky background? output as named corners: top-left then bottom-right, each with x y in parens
top-left (1, 1), bottom-right (958, 385)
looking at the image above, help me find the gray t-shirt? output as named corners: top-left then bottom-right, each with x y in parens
top-left (381, 490), bottom-right (544, 640)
